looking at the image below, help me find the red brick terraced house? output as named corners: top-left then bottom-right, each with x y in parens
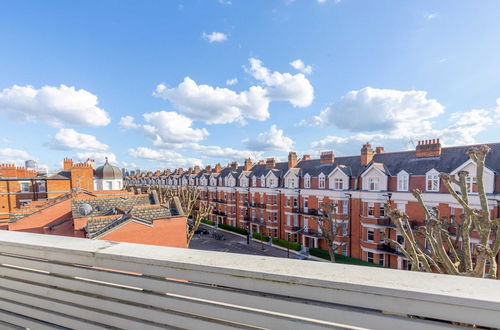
top-left (125, 140), bottom-right (500, 274)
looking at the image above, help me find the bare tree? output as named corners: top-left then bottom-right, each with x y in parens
top-left (317, 202), bottom-right (349, 263)
top-left (153, 184), bottom-right (213, 244)
top-left (385, 145), bottom-right (500, 278)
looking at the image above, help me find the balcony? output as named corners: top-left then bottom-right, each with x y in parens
top-left (213, 198), bottom-right (227, 204)
top-left (292, 208), bottom-right (321, 216)
top-left (378, 243), bottom-right (405, 256)
top-left (213, 210), bottom-right (227, 216)
top-left (245, 201), bottom-right (266, 209)
top-left (0, 231), bottom-right (499, 329)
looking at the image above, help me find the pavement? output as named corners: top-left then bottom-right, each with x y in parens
top-left (189, 224), bottom-right (310, 260)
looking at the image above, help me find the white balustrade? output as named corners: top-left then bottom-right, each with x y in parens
top-left (0, 230), bottom-right (499, 329)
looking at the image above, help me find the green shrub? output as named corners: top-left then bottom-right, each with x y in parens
top-left (252, 232), bottom-right (270, 242)
top-left (201, 219), bottom-right (215, 226)
top-left (217, 223), bottom-right (248, 235)
top-left (272, 238), bottom-right (301, 251)
top-left (309, 248), bottom-right (382, 267)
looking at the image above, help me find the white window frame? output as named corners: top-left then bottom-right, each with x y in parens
top-left (304, 174), bottom-right (311, 189)
top-left (318, 173), bottom-right (326, 189)
top-left (333, 178), bottom-right (343, 190)
top-left (426, 169), bottom-right (440, 192)
top-left (368, 177), bottom-right (379, 191)
top-left (37, 181), bottom-right (46, 192)
top-left (397, 170), bottom-right (409, 191)
top-left (19, 181), bottom-right (30, 193)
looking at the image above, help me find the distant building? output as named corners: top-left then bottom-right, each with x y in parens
top-left (3, 190), bottom-right (187, 248)
top-left (25, 160), bottom-right (37, 170)
top-left (0, 157), bottom-right (123, 220)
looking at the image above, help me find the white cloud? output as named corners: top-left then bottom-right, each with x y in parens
top-left (180, 142), bottom-right (263, 160)
top-left (226, 78), bottom-right (238, 86)
top-left (219, 0), bottom-right (232, 5)
top-left (154, 77), bottom-right (270, 124)
top-left (289, 59), bottom-right (312, 75)
top-left (317, 0), bottom-right (342, 3)
top-left (153, 58), bottom-right (314, 125)
top-left (128, 147), bottom-right (202, 168)
top-left (120, 111), bottom-right (209, 145)
top-left (76, 151), bottom-right (117, 165)
top-left (310, 108), bottom-right (493, 153)
top-left (301, 87), bottom-right (444, 136)
top-left (0, 85), bottom-right (110, 127)
top-left (243, 125), bottom-right (294, 152)
top-left (47, 128), bottom-right (109, 151)
top-left (0, 148), bottom-right (32, 166)
top-left (425, 13), bottom-right (439, 20)
top-left (245, 58), bottom-right (314, 107)
top-left (439, 58), bottom-right (448, 63)
top-left (202, 32), bottom-right (228, 43)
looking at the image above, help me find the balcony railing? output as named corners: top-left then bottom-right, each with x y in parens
top-left (213, 198), bottom-right (227, 204)
top-left (292, 208), bottom-right (321, 216)
top-left (244, 201), bottom-right (266, 209)
top-left (1, 231), bottom-right (499, 329)
top-left (213, 210), bottom-right (227, 216)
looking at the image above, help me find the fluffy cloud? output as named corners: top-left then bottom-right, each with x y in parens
top-left (180, 142), bottom-right (263, 160)
top-left (47, 128), bottom-right (108, 151)
top-left (120, 111), bottom-right (209, 145)
top-left (301, 87), bottom-right (444, 135)
top-left (310, 108), bottom-right (493, 153)
top-left (243, 125), bottom-right (294, 152)
top-left (202, 32), bottom-right (228, 43)
top-left (425, 13), bottom-right (439, 20)
top-left (128, 147), bottom-right (202, 168)
top-left (245, 58), bottom-right (314, 107)
top-left (290, 59), bottom-right (312, 74)
top-left (153, 58), bottom-right (314, 125)
top-left (218, 0), bottom-right (232, 5)
top-left (226, 78), bottom-right (238, 86)
top-left (154, 77), bottom-right (269, 124)
top-left (0, 85), bottom-right (110, 127)
top-left (0, 148), bottom-right (32, 166)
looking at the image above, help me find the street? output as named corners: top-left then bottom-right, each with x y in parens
top-left (189, 224), bottom-right (310, 260)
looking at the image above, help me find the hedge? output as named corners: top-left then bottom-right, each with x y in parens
top-left (201, 219), bottom-right (215, 226)
top-left (252, 232), bottom-right (270, 242)
top-left (217, 223), bottom-right (248, 235)
top-left (309, 248), bottom-right (382, 267)
top-left (272, 238), bottom-right (301, 251)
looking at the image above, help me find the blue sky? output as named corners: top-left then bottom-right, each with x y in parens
top-left (1, 0), bottom-right (499, 172)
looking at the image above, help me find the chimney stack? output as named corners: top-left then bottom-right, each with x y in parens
top-left (193, 165), bottom-right (201, 173)
top-left (63, 158), bottom-right (73, 171)
top-left (266, 158), bottom-right (276, 168)
top-left (375, 146), bottom-right (384, 154)
top-left (416, 139), bottom-right (442, 158)
top-left (230, 161), bottom-right (238, 171)
top-left (244, 158), bottom-right (252, 171)
top-left (288, 152), bottom-right (298, 168)
top-left (257, 160), bottom-right (265, 165)
top-left (164, 169), bottom-right (171, 176)
top-left (205, 165), bottom-right (212, 172)
top-left (214, 163), bottom-right (222, 173)
top-left (302, 154), bottom-right (311, 161)
top-left (320, 151), bottom-right (334, 164)
top-left (360, 143), bottom-right (374, 166)
top-left (177, 168), bottom-right (184, 175)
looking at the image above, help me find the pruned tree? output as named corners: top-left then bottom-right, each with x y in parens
top-left (317, 202), bottom-right (349, 263)
top-left (153, 184), bottom-right (213, 244)
top-left (385, 145), bottom-right (500, 278)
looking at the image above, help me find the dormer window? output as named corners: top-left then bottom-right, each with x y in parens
top-left (466, 173), bottom-right (477, 193)
top-left (318, 174), bottom-right (326, 189)
top-left (252, 176), bottom-right (257, 187)
top-left (368, 177), bottom-right (379, 191)
top-left (426, 169), bottom-right (440, 192)
top-left (333, 178), bottom-right (343, 190)
top-left (397, 170), bottom-right (409, 191)
top-left (304, 174), bottom-right (311, 189)
top-left (260, 175), bottom-right (265, 187)
top-left (287, 176), bottom-right (296, 188)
